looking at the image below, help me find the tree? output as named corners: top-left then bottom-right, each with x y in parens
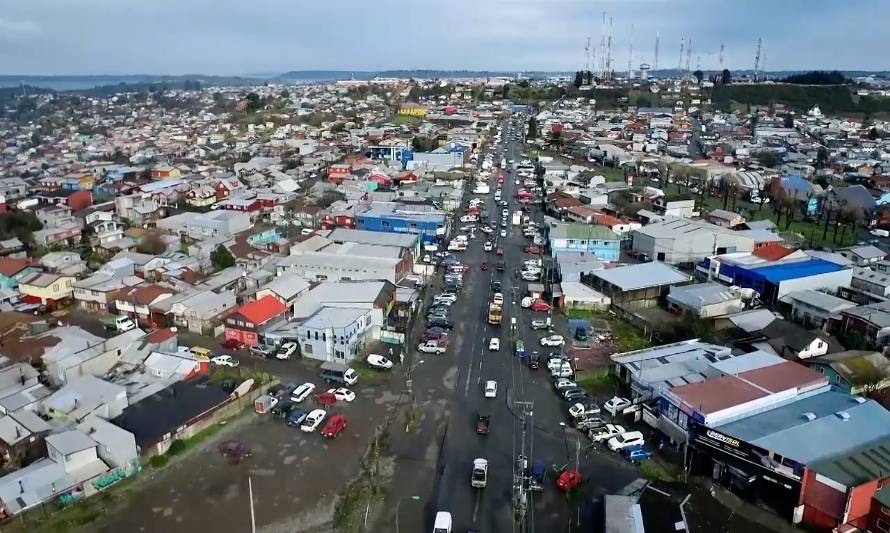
top-left (0, 211), bottom-right (42, 245)
top-left (816, 147), bottom-right (829, 169)
top-left (137, 232), bottom-right (167, 254)
top-left (245, 92), bottom-right (262, 112)
top-left (211, 245), bottom-right (235, 271)
top-left (527, 117), bottom-right (537, 140)
top-left (30, 131), bottom-right (42, 147)
top-left (756, 151), bottom-right (779, 168)
top-left (693, 70), bottom-right (704, 84)
top-left (721, 69), bottom-right (732, 85)
top-left (573, 71), bottom-right (583, 89)
top-left (783, 114), bottom-right (795, 129)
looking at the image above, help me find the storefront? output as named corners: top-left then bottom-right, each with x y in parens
top-left (688, 422), bottom-right (804, 517)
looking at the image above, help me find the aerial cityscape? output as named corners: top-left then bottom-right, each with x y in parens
top-left (1, 2), bottom-right (890, 533)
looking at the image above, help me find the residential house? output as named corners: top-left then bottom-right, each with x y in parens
top-left (805, 351), bottom-right (890, 394)
top-left (839, 245), bottom-right (886, 267)
top-left (780, 289), bottom-right (857, 329)
top-left (548, 223), bottom-right (620, 261)
top-left (705, 209), bottom-right (746, 228)
top-left (0, 410), bottom-right (51, 469)
top-left (155, 290), bottom-right (237, 335)
top-left (224, 295), bottom-right (286, 346)
top-left (666, 283), bottom-right (745, 318)
top-left (113, 285), bottom-right (176, 328)
top-left (296, 307), bottom-right (374, 362)
top-left (18, 273), bottom-right (75, 306)
top-left (255, 274), bottom-right (311, 318)
top-left (40, 252), bottom-right (86, 276)
top-left (156, 210), bottom-right (251, 241)
top-left (0, 259), bottom-right (40, 289)
top-left (43, 375), bottom-right (128, 422)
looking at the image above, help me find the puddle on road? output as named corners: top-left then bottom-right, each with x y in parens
top-left (442, 366), bottom-right (458, 390)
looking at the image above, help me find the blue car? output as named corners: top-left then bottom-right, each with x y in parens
top-left (625, 445), bottom-right (653, 463)
top-left (286, 408), bottom-right (308, 428)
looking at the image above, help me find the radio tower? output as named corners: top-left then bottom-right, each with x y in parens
top-left (654, 32), bottom-right (660, 71)
top-left (584, 36), bottom-right (591, 73)
top-left (678, 37), bottom-right (685, 73)
top-left (606, 16), bottom-right (613, 79)
top-left (718, 43), bottom-right (725, 70)
top-left (627, 24), bottom-right (634, 79)
top-left (599, 12), bottom-right (607, 78)
top-left (685, 37), bottom-right (693, 75)
top-left (753, 37), bottom-right (763, 81)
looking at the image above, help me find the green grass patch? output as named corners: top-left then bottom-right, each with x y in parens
top-left (638, 458), bottom-right (683, 482)
top-left (576, 373), bottom-right (618, 395)
top-left (354, 365), bottom-right (388, 382)
top-left (392, 114), bottom-right (422, 126)
top-left (563, 309), bottom-right (651, 352)
top-left (208, 366), bottom-right (273, 386)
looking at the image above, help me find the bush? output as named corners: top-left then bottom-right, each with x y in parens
top-left (149, 454), bottom-right (170, 468)
top-left (167, 440), bottom-right (186, 456)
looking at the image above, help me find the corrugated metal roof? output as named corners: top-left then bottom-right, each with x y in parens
top-left (592, 261), bottom-right (689, 291)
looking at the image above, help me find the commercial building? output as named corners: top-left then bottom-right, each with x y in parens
top-left (156, 210), bottom-right (251, 240)
top-left (630, 218), bottom-right (755, 265)
top-left (296, 307), bottom-right (374, 362)
top-left (355, 202), bottom-right (446, 244)
top-left (666, 283), bottom-right (744, 318)
top-left (223, 295), bottom-right (286, 346)
top-left (585, 261), bottom-right (690, 308)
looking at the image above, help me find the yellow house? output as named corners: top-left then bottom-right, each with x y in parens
top-left (78, 174), bottom-right (95, 190)
top-left (398, 103), bottom-right (427, 117)
top-left (19, 272), bottom-right (76, 305)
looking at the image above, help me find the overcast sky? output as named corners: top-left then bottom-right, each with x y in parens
top-left (1, 0), bottom-right (887, 76)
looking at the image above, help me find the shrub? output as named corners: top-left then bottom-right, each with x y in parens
top-left (167, 440), bottom-right (186, 456)
top-left (149, 454), bottom-right (170, 468)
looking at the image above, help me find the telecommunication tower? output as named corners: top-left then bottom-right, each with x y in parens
top-left (754, 37), bottom-right (763, 80)
top-left (654, 32), bottom-right (660, 71)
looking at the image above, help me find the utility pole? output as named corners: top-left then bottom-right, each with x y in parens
top-left (512, 401), bottom-right (534, 532)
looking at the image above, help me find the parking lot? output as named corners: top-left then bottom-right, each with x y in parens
top-left (87, 350), bottom-right (404, 533)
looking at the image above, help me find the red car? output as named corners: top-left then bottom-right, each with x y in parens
top-left (314, 391), bottom-right (337, 407)
top-left (481, 262), bottom-right (489, 271)
top-left (556, 469), bottom-right (582, 491)
top-left (530, 299), bottom-right (552, 312)
top-left (320, 414), bottom-right (347, 438)
top-left (221, 339), bottom-right (243, 350)
top-left (218, 440), bottom-right (252, 463)
top-left (496, 248), bottom-right (504, 256)
top-left (524, 245), bottom-right (541, 254)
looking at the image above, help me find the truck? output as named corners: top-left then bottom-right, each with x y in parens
top-left (487, 302), bottom-right (502, 325)
top-left (319, 362), bottom-right (358, 386)
top-left (511, 211), bottom-right (522, 226)
top-left (102, 315), bottom-right (136, 332)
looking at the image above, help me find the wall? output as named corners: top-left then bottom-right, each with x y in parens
top-left (778, 269), bottom-right (854, 300)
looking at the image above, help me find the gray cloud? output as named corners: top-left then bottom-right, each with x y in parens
top-left (1, 0), bottom-right (887, 75)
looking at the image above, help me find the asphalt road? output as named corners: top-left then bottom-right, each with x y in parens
top-left (379, 116), bottom-right (641, 533)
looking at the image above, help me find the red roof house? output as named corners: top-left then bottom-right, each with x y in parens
top-left (224, 295), bottom-right (287, 346)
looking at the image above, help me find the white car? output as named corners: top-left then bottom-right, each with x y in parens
top-left (484, 380), bottom-right (498, 398)
top-left (540, 335), bottom-right (565, 347)
top-left (327, 387), bottom-right (356, 402)
top-left (276, 342), bottom-right (298, 360)
top-left (210, 355), bottom-right (239, 368)
top-left (492, 292), bottom-right (504, 305)
top-left (500, 229), bottom-right (507, 238)
top-left (521, 272), bottom-right (540, 281)
top-left (300, 409), bottom-right (327, 432)
top-left (531, 319), bottom-right (549, 330)
top-left (591, 424), bottom-right (626, 443)
top-left (290, 382), bottom-right (315, 403)
top-left (484, 241), bottom-right (493, 252)
top-left (603, 396), bottom-right (632, 416)
top-left (435, 293), bottom-right (457, 304)
top-left (607, 431), bottom-right (645, 451)
top-left (568, 402), bottom-right (600, 418)
top-left (366, 354), bottom-right (393, 369)
top-left (480, 226), bottom-right (493, 234)
top-left (553, 378), bottom-right (578, 391)
top-left (418, 341), bottom-right (447, 354)
top-left (489, 338), bottom-right (500, 351)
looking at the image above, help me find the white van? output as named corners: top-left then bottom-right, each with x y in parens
top-left (433, 512), bottom-right (452, 533)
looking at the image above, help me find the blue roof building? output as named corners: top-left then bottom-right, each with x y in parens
top-left (355, 203), bottom-right (446, 244)
top-left (713, 258), bottom-right (852, 305)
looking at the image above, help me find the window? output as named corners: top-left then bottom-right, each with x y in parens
top-left (53, 284), bottom-right (59, 292)
top-left (303, 344), bottom-right (313, 354)
top-left (878, 518), bottom-right (890, 532)
top-left (314, 331), bottom-right (319, 341)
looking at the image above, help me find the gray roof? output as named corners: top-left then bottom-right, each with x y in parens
top-left (717, 391), bottom-right (890, 464)
top-left (845, 245), bottom-right (886, 260)
top-left (325, 227), bottom-right (418, 248)
top-left (780, 289), bottom-right (857, 313)
top-left (301, 307), bottom-right (368, 329)
top-left (743, 219), bottom-right (777, 232)
top-left (725, 309), bottom-right (777, 333)
top-left (46, 430), bottom-right (97, 455)
top-left (667, 283), bottom-right (740, 309)
top-left (808, 435), bottom-right (890, 487)
top-left (592, 261), bottom-right (689, 291)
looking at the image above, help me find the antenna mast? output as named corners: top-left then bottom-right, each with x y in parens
top-left (678, 37), bottom-right (685, 73)
top-left (718, 43), bottom-right (725, 70)
top-left (599, 12), bottom-right (606, 78)
top-left (754, 37), bottom-right (762, 81)
top-left (627, 24), bottom-right (634, 78)
top-left (685, 37), bottom-right (693, 75)
top-left (606, 16), bottom-right (613, 79)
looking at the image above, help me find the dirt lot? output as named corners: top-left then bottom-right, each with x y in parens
top-left (80, 369), bottom-right (403, 533)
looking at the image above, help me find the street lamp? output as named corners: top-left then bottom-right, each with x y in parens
top-left (395, 495), bottom-right (422, 533)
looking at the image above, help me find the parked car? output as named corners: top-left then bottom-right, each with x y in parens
top-left (568, 401), bottom-right (600, 419)
top-left (434, 293), bottom-right (458, 304)
top-left (211, 355), bottom-right (239, 368)
top-left (427, 319), bottom-right (454, 329)
top-left (366, 354), bottom-right (394, 369)
top-left (540, 335), bottom-right (565, 347)
top-left (562, 387), bottom-right (587, 402)
top-left (271, 399), bottom-right (294, 418)
top-left (590, 424), bottom-right (626, 443)
top-left (300, 409), bottom-right (327, 433)
top-left (418, 341), bottom-right (447, 354)
top-left (249, 345), bottom-right (273, 358)
top-left (484, 380), bottom-right (498, 398)
top-left (625, 445), bottom-right (653, 463)
top-left (290, 382), bottom-right (315, 403)
top-left (530, 300), bottom-right (552, 312)
top-left (326, 388), bottom-right (356, 403)
top-left (603, 396), bottom-right (632, 416)
top-left (218, 440), bottom-right (252, 462)
top-left (524, 245), bottom-right (541, 254)
top-left (276, 342), bottom-right (298, 360)
top-left (530, 319), bottom-right (549, 330)
top-left (553, 378), bottom-right (577, 391)
top-left (547, 356), bottom-right (569, 372)
top-left (320, 414), bottom-right (348, 438)
top-left (286, 408), bottom-right (308, 427)
top-left (221, 339), bottom-right (244, 350)
top-left (608, 431), bottom-right (645, 452)
top-left (551, 365), bottom-right (574, 379)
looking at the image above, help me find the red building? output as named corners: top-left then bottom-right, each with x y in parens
top-left (328, 164), bottom-right (352, 183)
top-left (214, 177), bottom-right (244, 199)
top-left (224, 295), bottom-right (286, 346)
top-left (797, 436), bottom-right (890, 531)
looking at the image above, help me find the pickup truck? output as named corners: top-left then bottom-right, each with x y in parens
top-left (102, 316), bottom-right (136, 332)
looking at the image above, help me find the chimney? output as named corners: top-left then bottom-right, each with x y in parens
top-left (835, 411), bottom-right (851, 421)
top-left (802, 412), bottom-right (817, 421)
